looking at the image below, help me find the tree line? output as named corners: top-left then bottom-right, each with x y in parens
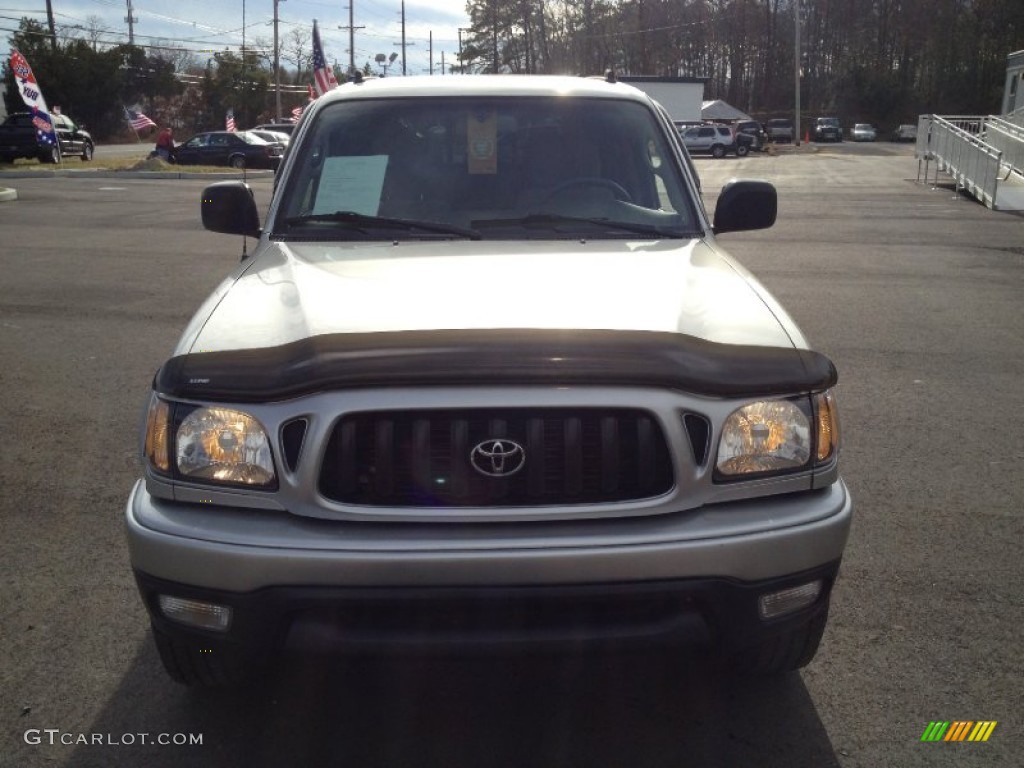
top-left (1, 19), bottom-right (326, 141)
top-left (461, 0), bottom-right (1023, 126)
top-left (4, 3), bottom-right (1022, 140)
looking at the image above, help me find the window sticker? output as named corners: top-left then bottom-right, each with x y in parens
top-left (467, 110), bottom-right (498, 175)
top-left (312, 155), bottom-right (389, 215)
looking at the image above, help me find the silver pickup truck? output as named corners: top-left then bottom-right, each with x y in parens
top-left (126, 73), bottom-right (851, 686)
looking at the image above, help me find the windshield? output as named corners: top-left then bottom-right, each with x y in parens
top-left (274, 96), bottom-right (698, 240)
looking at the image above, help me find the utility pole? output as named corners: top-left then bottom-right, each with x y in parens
top-left (124, 0), bottom-right (137, 46)
top-left (401, 1), bottom-right (407, 75)
top-left (394, 2), bottom-right (414, 76)
top-left (45, 0), bottom-right (56, 49)
top-left (429, 31), bottom-right (433, 75)
top-left (492, 0), bottom-right (498, 73)
top-left (794, 0), bottom-right (801, 146)
top-left (340, 3), bottom-right (364, 76)
top-left (273, 0), bottom-right (284, 121)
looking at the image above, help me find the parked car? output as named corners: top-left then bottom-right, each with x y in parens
top-left (127, 74), bottom-right (850, 687)
top-left (249, 129), bottom-right (291, 147)
top-left (764, 118), bottom-right (795, 144)
top-left (813, 117), bottom-right (843, 142)
top-left (173, 130), bottom-right (284, 169)
top-left (0, 111), bottom-right (94, 163)
top-left (734, 119), bottom-right (766, 150)
top-left (850, 123), bottom-right (877, 142)
top-left (252, 122), bottom-right (296, 136)
top-left (681, 123), bottom-right (749, 157)
top-left (893, 124), bottom-right (918, 142)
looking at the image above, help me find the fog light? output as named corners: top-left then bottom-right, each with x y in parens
top-left (758, 580), bottom-right (822, 620)
top-left (158, 595), bottom-right (232, 632)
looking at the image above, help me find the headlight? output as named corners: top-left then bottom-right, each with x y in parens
top-left (715, 392), bottom-right (841, 479)
top-left (177, 406), bottom-right (275, 486)
top-left (716, 398), bottom-right (811, 477)
top-left (142, 397), bottom-right (276, 488)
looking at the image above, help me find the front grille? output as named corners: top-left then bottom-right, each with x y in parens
top-left (318, 408), bottom-right (674, 507)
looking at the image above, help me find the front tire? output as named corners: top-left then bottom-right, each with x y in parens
top-left (230, 155), bottom-right (246, 169)
top-left (41, 145), bottom-right (60, 164)
top-left (736, 143), bottom-right (750, 157)
top-left (711, 144), bottom-right (726, 159)
top-left (81, 141), bottom-right (94, 161)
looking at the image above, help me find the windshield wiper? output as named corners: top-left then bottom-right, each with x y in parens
top-left (284, 211), bottom-right (481, 240)
top-left (472, 214), bottom-right (688, 238)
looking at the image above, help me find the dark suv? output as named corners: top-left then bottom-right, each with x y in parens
top-left (734, 120), bottom-right (765, 150)
top-left (813, 117), bottom-right (843, 142)
top-left (0, 111), bottom-right (94, 163)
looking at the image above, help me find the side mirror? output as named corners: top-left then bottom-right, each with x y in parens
top-left (201, 180), bottom-right (261, 238)
top-left (713, 180), bottom-right (777, 234)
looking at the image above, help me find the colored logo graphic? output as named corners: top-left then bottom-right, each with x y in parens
top-left (921, 721), bottom-right (997, 742)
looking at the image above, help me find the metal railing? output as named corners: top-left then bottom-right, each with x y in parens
top-left (915, 115), bottom-right (1006, 208)
top-left (984, 117), bottom-right (1024, 175)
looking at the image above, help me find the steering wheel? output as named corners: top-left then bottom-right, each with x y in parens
top-left (541, 177), bottom-right (633, 204)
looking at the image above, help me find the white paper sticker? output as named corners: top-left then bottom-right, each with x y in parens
top-left (312, 155), bottom-right (389, 216)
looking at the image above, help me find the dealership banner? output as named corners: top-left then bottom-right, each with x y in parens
top-left (8, 50), bottom-right (58, 147)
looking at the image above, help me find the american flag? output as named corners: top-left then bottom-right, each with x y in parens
top-left (311, 20), bottom-right (338, 97)
top-left (225, 109), bottom-right (236, 132)
top-left (125, 107), bottom-right (156, 132)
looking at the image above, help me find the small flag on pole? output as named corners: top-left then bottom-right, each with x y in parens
top-left (290, 105), bottom-right (303, 123)
top-left (125, 107), bottom-right (156, 132)
top-left (226, 109), bottom-right (236, 132)
top-left (311, 20), bottom-right (338, 97)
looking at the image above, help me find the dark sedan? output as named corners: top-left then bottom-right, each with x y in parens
top-left (174, 130), bottom-right (283, 169)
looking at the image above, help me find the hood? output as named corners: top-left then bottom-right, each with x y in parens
top-left (179, 238), bottom-right (800, 356)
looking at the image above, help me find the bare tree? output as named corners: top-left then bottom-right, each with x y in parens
top-left (282, 26), bottom-right (312, 83)
top-left (83, 14), bottom-right (105, 50)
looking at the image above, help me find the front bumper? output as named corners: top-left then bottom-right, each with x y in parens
top-left (126, 479), bottom-right (851, 591)
top-left (136, 562), bottom-right (841, 655)
top-left (127, 478), bottom-right (850, 652)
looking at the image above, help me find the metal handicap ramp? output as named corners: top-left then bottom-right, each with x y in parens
top-left (916, 113), bottom-right (1024, 211)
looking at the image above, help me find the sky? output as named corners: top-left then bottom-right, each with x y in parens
top-left (0, 0), bottom-right (472, 76)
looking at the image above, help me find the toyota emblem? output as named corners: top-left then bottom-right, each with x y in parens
top-left (470, 439), bottom-right (526, 477)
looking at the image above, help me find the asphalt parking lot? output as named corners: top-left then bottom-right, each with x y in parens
top-left (0, 144), bottom-right (1021, 768)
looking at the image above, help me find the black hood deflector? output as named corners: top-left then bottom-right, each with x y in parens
top-left (155, 329), bottom-right (837, 402)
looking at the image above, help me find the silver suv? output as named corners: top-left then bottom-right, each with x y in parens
top-left (680, 123), bottom-right (747, 157)
top-left (765, 118), bottom-right (795, 143)
top-left (126, 74), bottom-right (851, 685)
